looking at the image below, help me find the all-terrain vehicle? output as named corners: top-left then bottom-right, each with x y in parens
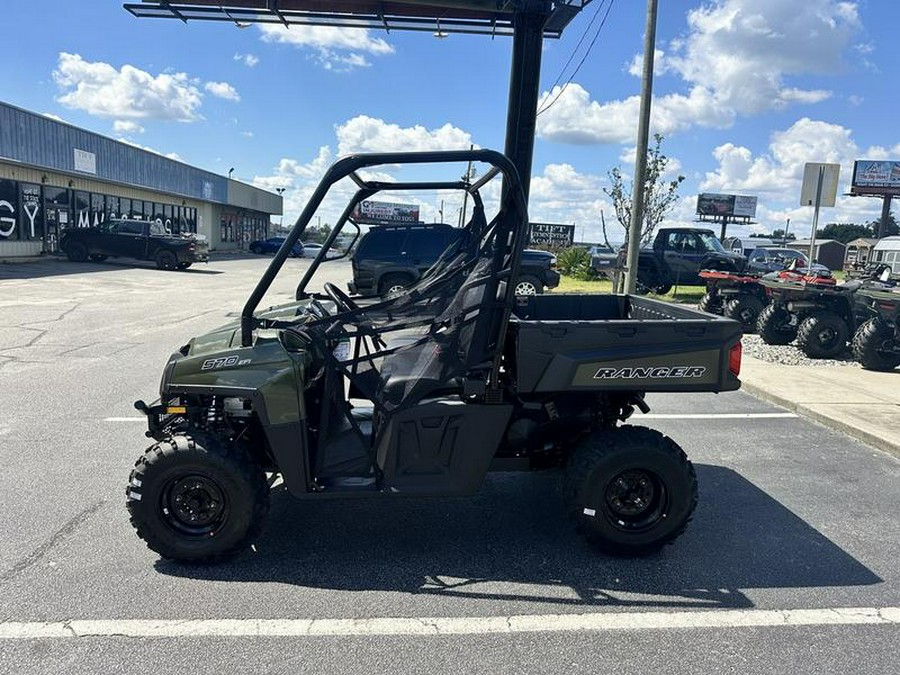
top-left (851, 267), bottom-right (900, 371)
top-left (757, 266), bottom-right (869, 358)
top-left (697, 269), bottom-right (769, 332)
top-left (126, 150), bottom-right (743, 563)
top-left (698, 256), bottom-right (834, 332)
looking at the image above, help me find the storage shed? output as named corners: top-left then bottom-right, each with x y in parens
top-left (788, 239), bottom-right (846, 271)
top-left (871, 236), bottom-right (900, 274)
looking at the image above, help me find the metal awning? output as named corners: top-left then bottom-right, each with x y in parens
top-left (123, 0), bottom-right (588, 38)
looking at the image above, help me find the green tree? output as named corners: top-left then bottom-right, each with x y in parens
top-left (817, 222), bottom-right (874, 243)
top-left (602, 134), bottom-right (685, 250)
top-left (869, 213), bottom-right (898, 238)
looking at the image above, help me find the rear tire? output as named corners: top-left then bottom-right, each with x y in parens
top-left (126, 434), bottom-right (269, 563)
top-left (177, 262), bottom-right (192, 270)
top-left (723, 293), bottom-right (765, 332)
top-left (156, 250), bottom-right (178, 270)
top-left (513, 274), bottom-right (543, 296)
top-left (698, 292), bottom-right (723, 315)
top-left (852, 318), bottom-right (900, 371)
top-left (564, 426), bottom-right (697, 556)
top-left (379, 273), bottom-right (414, 296)
top-left (65, 241), bottom-right (89, 262)
top-left (756, 304), bottom-right (797, 345)
top-left (796, 310), bottom-right (849, 358)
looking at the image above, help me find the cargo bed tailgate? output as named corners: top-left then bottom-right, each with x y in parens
top-left (509, 294), bottom-right (742, 393)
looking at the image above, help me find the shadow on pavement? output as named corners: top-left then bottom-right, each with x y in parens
top-left (0, 258), bottom-right (224, 279)
top-left (155, 464), bottom-right (881, 609)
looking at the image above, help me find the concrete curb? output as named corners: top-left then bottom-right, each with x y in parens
top-left (739, 379), bottom-right (900, 459)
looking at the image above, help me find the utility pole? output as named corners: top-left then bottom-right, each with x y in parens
top-left (623, 0), bottom-right (659, 294)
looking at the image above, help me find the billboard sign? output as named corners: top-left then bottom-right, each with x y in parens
top-left (529, 222), bottom-right (574, 248)
top-left (851, 160), bottom-right (900, 196)
top-left (352, 200), bottom-right (420, 226)
top-left (696, 193), bottom-right (757, 218)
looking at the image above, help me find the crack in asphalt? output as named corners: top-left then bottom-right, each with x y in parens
top-left (0, 304), bottom-right (81, 356)
top-left (0, 499), bottom-right (106, 584)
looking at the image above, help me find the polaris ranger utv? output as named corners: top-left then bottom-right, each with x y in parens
top-left (127, 150), bottom-right (743, 563)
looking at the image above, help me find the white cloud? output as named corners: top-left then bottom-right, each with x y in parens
top-left (241, 131), bottom-right (254, 138)
top-left (259, 25), bottom-right (393, 71)
top-left (204, 81), bottom-right (240, 101)
top-left (335, 116), bottom-right (472, 155)
top-left (536, 83), bottom-right (732, 145)
top-left (664, 0), bottom-right (858, 115)
top-left (699, 117), bottom-right (886, 232)
top-left (233, 53), bottom-right (259, 67)
top-left (41, 112), bottom-right (66, 123)
top-left (539, 0), bottom-right (861, 145)
top-left (53, 53), bottom-right (203, 122)
top-left (113, 120), bottom-right (144, 134)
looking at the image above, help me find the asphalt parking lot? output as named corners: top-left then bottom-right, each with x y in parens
top-left (1, 256), bottom-right (898, 674)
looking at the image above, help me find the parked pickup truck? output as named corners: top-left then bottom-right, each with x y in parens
top-left (592, 226), bottom-right (746, 294)
top-left (126, 149), bottom-right (743, 565)
top-left (60, 219), bottom-right (209, 270)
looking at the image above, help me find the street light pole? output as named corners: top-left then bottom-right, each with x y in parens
top-left (623, 0), bottom-right (659, 294)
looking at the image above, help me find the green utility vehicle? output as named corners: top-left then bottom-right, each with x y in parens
top-left (127, 150), bottom-right (743, 563)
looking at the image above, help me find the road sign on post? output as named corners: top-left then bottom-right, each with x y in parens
top-left (800, 162), bottom-right (840, 269)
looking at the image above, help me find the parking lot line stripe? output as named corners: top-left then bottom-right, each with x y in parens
top-left (1, 607), bottom-right (897, 639)
top-left (640, 413), bottom-right (798, 420)
top-left (103, 412), bottom-right (798, 423)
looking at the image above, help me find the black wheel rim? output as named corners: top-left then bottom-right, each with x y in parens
top-left (602, 469), bottom-right (667, 532)
top-left (738, 307), bottom-right (757, 324)
top-left (161, 474), bottom-right (228, 536)
top-left (817, 326), bottom-right (838, 347)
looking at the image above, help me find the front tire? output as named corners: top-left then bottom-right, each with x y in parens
top-left (756, 304), bottom-right (797, 345)
top-left (852, 318), bottom-right (900, 371)
top-left (564, 426), bottom-right (697, 556)
top-left (796, 310), bottom-right (849, 358)
top-left (65, 241), bottom-right (89, 262)
top-left (126, 434), bottom-right (269, 563)
top-left (723, 293), bottom-right (765, 332)
top-left (177, 262), bottom-right (193, 270)
top-left (155, 250), bottom-right (178, 270)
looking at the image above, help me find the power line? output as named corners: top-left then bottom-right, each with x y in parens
top-left (537, 0), bottom-right (617, 117)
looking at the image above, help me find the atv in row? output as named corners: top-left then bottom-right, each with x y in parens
top-left (757, 264), bottom-right (899, 368)
top-left (698, 264), bottom-right (835, 333)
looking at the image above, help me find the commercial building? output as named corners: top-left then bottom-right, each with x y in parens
top-left (0, 101), bottom-right (281, 258)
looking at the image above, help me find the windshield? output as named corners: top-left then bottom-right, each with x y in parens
top-left (698, 232), bottom-right (726, 253)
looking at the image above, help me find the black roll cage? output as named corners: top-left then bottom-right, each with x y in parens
top-left (240, 149), bottom-right (530, 360)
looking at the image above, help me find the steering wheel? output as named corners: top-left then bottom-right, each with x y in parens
top-left (323, 282), bottom-right (362, 314)
top-left (323, 282), bottom-right (387, 349)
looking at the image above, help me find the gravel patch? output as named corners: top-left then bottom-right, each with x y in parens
top-left (740, 333), bottom-right (859, 368)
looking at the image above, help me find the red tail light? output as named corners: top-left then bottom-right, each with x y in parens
top-left (729, 341), bottom-right (742, 376)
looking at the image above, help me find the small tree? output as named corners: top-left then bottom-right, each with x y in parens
top-left (602, 134), bottom-right (685, 250)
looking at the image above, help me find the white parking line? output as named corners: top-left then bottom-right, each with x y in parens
top-left (1, 607), bottom-right (897, 639)
top-left (641, 413), bottom-right (798, 420)
top-left (103, 412), bottom-right (798, 423)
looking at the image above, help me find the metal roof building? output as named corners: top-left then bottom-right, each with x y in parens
top-left (0, 100), bottom-right (282, 258)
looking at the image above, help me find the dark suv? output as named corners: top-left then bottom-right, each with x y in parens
top-left (349, 223), bottom-right (560, 295)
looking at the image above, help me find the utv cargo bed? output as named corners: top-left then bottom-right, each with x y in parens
top-left (509, 294), bottom-right (742, 393)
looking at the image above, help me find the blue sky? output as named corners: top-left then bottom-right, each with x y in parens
top-left (1, 0), bottom-right (897, 243)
